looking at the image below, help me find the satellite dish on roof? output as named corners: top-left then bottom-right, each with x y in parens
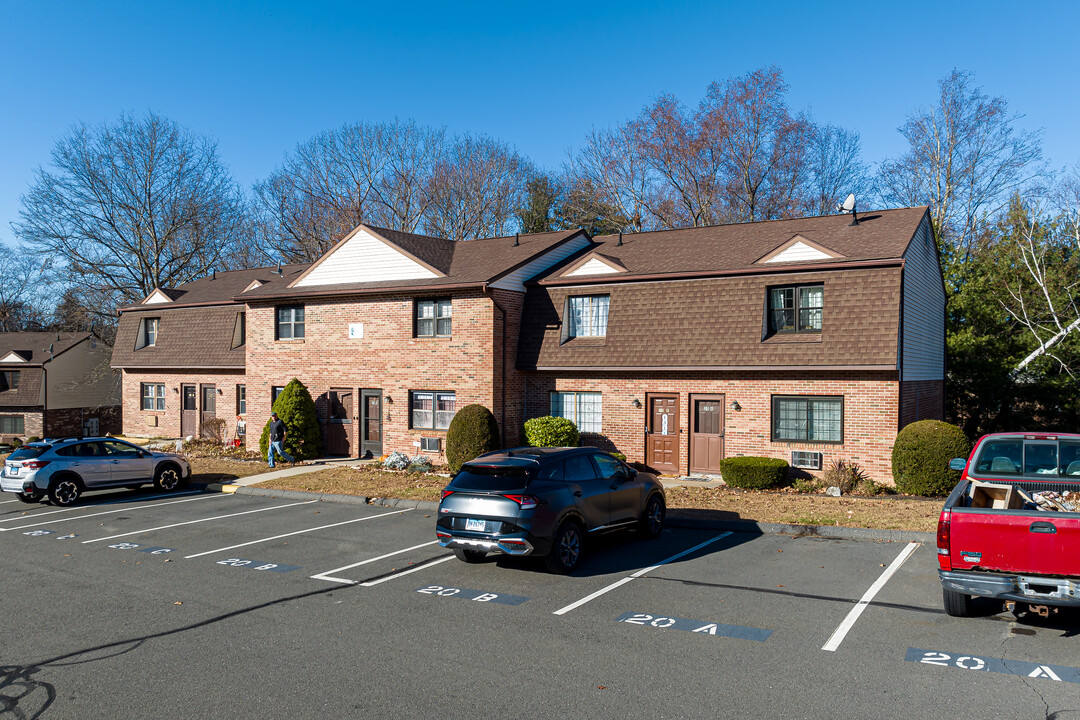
top-left (837, 193), bottom-right (859, 226)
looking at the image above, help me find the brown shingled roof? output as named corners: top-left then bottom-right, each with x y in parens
top-left (0, 366), bottom-right (43, 407)
top-left (112, 305), bottom-right (247, 369)
top-left (119, 265), bottom-right (310, 311)
top-left (0, 332), bottom-right (90, 365)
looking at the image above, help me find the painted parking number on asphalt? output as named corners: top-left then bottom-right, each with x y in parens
top-left (216, 557), bottom-right (300, 573)
top-left (907, 648), bottom-right (1080, 683)
top-left (416, 585), bottom-right (529, 606)
top-left (617, 612), bottom-right (772, 642)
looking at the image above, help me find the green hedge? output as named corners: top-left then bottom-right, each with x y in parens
top-left (258, 378), bottom-right (323, 461)
top-left (718, 456), bottom-right (789, 489)
top-left (446, 404), bottom-right (501, 473)
top-left (523, 416), bottom-right (579, 448)
top-left (892, 419), bottom-right (972, 497)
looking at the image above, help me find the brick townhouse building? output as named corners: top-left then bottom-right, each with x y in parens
top-left (112, 206), bottom-right (945, 483)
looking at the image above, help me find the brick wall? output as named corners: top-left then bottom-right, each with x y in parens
top-left (120, 369), bottom-right (246, 439)
top-left (45, 406), bottom-right (121, 437)
top-left (0, 410), bottom-right (42, 439)
top-left (244, 289), bottom-right (518, 460)
top-left (523, 370), bottom-right (904, 484)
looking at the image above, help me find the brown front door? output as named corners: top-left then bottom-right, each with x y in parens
top-left (181, 385), bottom-right (197, 437)
top-left (200, 385), bottom-right (217, 437)
top-left (326, 388), bottom-right (354, 456)
top-left (689, 394), bottom-right (725, 474)
top-left (361, 389), bottom-right (382, 459)
top-left (646, 394), bottom-right (680, 474)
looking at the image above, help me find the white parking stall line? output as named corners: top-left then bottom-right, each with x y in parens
top-left (553, 532), bottom-right (733, 616)
top-left (0, 493), bottom-right (227, 532)
top-left (0, 498), bottom-right (23, 504)
top-left (310, 539), bottom-right (440, 584)
top-left (358, 555), bottom-right (455, 587)
top-left (184, 508), bottom-right (413, 559)
top-left (81, 499), bottom-right (319, 544)
top-left (0, 491), bottom-right (205, 525)
top-left (821, 541), bottom-right (920, 652)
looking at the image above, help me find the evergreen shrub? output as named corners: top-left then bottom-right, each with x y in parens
top-left (445, 404), bottom-right (501, 473)
top-left (892, 419), bottom-right (972, 497)
top-left (258, 379), bottom-right (323, 460)
top-left (523, 416), bottom-right (579, 448)
top-left (717, 456), bottom-right (789, 489)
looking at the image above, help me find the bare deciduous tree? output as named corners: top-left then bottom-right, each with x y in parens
top-left (878, 70), bottom-right (1045, 274)
top-left (808, 124), bottom-right (871, 217)
top-left (14, 112), bottom-right (252, 311)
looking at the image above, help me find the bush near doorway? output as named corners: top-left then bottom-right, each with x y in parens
top-left (445, 404), bottom-right (501, 473)
top-left (259, 379), bottom-right (323, 461)
top-left (523, 416), bottom-right (580, 448)
top-left (717, 456), bottom-right (789, 489)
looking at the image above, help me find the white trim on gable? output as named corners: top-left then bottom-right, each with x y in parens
top-left (142, 289), bottom-right (174, 305)
top-left (0, 351), bottom-right (27, 363)
top-left (243, 280), bottom-right (263, 293)
top-left (564, 256), bottom-right (627, 277)
top-left (292, 227), bottom-right (440, 287)
top-left (758, 235), bottom-right (844, 264)
top-left (489, 234), bottom-right (593, 292)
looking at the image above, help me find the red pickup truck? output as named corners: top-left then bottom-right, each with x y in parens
top-left (937, 432), bottom-right (1080, 617)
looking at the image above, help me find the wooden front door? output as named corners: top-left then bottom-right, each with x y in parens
top-left (689, 394), bottom-right (725, 474)
top-left (181, 384), bottom-right (197, 437)
top-left (360, 389), bottom-right (382, 459)
top-left (325, 388), bottom-right (354, 456)
top-left (199, 385), bottom-right (217, 438)
top-left (646, 394), bottom-right (680, 474)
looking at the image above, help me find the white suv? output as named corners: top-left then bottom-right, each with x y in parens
top-left (0, 438), bottom-right (191, 506)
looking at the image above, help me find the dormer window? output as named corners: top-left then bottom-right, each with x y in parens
top-left (768, 285), bottom-right (822, 334)
top-left (232, 312), bottom-right (246, 349)
top-left (0, 371), bottom-right (20, 392)
top-left (137, 318), bottom-right (159, 349)
top-left (564, 295), bottom-right (609, 340)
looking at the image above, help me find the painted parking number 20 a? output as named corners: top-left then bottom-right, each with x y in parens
top-left (920, 652), bottom-right (986, 670)
top-left (217, 558), bottom-right (280, 571)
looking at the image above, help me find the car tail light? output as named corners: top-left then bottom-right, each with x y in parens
top-left (21, 461), bottom-right (50, 470)
top-left (936, 510), bottom-right (951, 570)
top-left (502, 494), bottom-right (538, 510)
top-left (440, 490), bottom-right (454, 499)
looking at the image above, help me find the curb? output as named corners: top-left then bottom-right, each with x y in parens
top-left (189, 481), bottom-right (934, 544)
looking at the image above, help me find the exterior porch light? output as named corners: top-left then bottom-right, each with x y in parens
top-left (173, 387), bottom-right (179, 394)
top-left (385, 395), bottom-right (393, 403)
top-left (631, 398), bottom-right (642, 408)
top-left (730, 400), bottom-right (741, 411)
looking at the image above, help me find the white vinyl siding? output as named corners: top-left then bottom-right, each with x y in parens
top-left (566, 257), bottom-right (622, 276)
top-left (550, 391), bottom-right (602, 434)
top-left (294, 228), bottom-right (439, 286)
top-left (763, 240), bottom-right (835, 263)
top-left (489, 234), bottom-right (592, 291)
top-left (901, 216), bottom-right (946, 381)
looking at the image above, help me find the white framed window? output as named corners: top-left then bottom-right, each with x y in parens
top-left (137, 317), bottom-right (159, 349)
top-left (141, 383), bottom-right (166, 411)
top-left (237, 385), bottom-right (246, 415)
top-left (550, 391), bottom-right (602, 434)
top-left (410, 391), bottom-right (456, 430)
top-left (564, 295), bottom-right (610, 339)
top-left (276, 305), bottom-right (305, 339)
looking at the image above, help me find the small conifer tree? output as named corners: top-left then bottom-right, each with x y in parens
top-left (259, 378), bottom-right (323, 460)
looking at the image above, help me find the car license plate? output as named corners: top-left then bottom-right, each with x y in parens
top-left (465, 518), bottom-right (486, 532)
top-left (8, 467), bottom-right (18, 476)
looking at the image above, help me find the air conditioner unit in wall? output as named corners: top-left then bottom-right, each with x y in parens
top-left (791, 450), bottom-right (823, 470)
top-left (420, 436), bottom-right (441, 452)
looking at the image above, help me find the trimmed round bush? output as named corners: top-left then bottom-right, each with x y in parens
top-left (523, 416), bottom-right (579, 448)
top-left (892, 419), bottom-right (972, 497)
top-left (717, 456), bottom-right (789, 489)
top-left (609, 451), bottom-right (627, 462)
top-left (259, 378), bottom-right (324, 461)
top-left (445, 404), bottom-right (501, 473)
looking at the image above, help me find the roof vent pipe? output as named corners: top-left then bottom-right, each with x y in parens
top-left (616, 232), bottom-right (623, 247)
top-left (513, 233), bottom-right (520, 247)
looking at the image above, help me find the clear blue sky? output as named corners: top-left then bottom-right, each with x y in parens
top-left (2, 0), bottom-right (1078, 247)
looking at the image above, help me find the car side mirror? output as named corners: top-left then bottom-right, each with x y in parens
top-left (949, 458), bottom-right (967, 471)
top-left (627, 467), bottom-right (638, 480)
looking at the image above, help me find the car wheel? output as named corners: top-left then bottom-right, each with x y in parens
top-left (154, 465), bottom-right (183, 491)
top-left (639, 495), bottom-right (665, 539)
top-left (453, 548), bottom-right (487, 563)
top-left (16, 490), bottom-right (44, 504)
top-left (545, 520), bottom-right (584, 574)
top-left (942, 587), bottom-right (973, 617)
top-left (48, 477), bottom-right (83, 506)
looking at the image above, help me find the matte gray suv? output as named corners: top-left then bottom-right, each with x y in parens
top-left (0, 438), bottom-right (191, 506)
top-left (436, 447), bottom-right (666, 573)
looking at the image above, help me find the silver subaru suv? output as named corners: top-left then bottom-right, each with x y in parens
top-left (0, 438), bottom-right (191, 506)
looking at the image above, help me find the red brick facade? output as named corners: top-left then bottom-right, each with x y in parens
top-left (121, 369), bottom-right (246, 440)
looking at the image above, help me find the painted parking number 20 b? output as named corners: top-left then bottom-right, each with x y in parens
top-left (416, 585), bottom-right (529, 606)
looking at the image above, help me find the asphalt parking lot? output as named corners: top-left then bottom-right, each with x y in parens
top-left (2, 488), bottom-right (1078, 719)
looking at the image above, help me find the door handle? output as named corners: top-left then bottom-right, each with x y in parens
top-left (573, 491), bottom-right (582, 497)
top-left (1030, 521), bottom-right (1057, 534)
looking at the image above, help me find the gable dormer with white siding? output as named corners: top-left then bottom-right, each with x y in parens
top-left (289, 225), bottom-right (444, 287)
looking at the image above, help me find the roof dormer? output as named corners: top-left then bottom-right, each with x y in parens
top-left (757, 234), bottom-right (844, 264)
top-left (560, 252), bottom-right (628, 278)
top-left (142, 288), bottom-right (176, 305)
top-left (0, 351), bottom-right (29, 363)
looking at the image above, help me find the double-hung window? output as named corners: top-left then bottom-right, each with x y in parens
top-left (771, 395), bottom-right (843, 443)
top-left (416, 299), bottom-right (452, 337)
top-left (550, 391), bottom-right (603, 434)
top-left (276, 305), bottom-right (305, 339)
top-left (0, 416), bottom-right (24, 435)
top-left (141, 383), bottom-right (166, 411)
top-left (237, 385), bottom-right (246, 415)
top-left (564, 295), bottom-right (609, 339)
top-left (137, 317), bottom-right (159, 349)
top-left (0, 371), bottom-right (19, 392)
top-left (769, 285), bottom-right (823, 334)
top-left (410, 391), bottom-right (456, 430)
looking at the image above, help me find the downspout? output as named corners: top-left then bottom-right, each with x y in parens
top-left (483, 284), bottom-right (508, 448)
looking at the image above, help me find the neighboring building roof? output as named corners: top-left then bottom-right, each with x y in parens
top-left (0, 366), bottom-right (44, 408)
top-left (112, 305), bottom-right (247, 369)
top-left (120, 265), bottom-right (310, 312)
top-left (0, 332), bottom-right (91, 366)
top-left (535, 206), bottom-right (929, 285)
top-left (241, 226), bottom-right (588, 301)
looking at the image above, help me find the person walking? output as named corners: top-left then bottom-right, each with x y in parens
top-left (268, 411), bottom-right (295, 468)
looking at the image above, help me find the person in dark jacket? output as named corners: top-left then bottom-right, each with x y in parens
top-left (268, 411), bottom-right (295, 468)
